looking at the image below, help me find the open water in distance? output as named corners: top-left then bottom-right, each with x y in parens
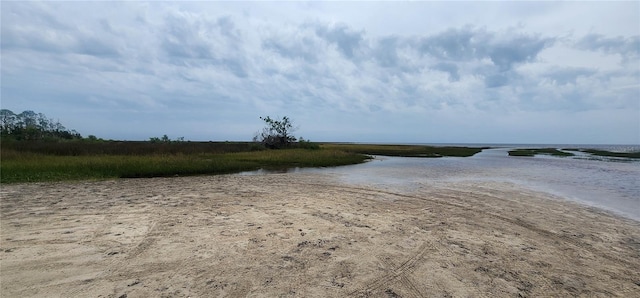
top-left (241, 145), bottom-right (640, 221)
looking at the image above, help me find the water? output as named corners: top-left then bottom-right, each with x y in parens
top-left (241, 145), bottom-right (640, 221)
top-left (410, 143), bottom-right (640, 153)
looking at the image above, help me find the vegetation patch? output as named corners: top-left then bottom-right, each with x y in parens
top-left (508, 148), bottom-right (575, 157)
top-left (0, 141), bottom-right (488, 183)
top-left (573, 149), bottom-right (640, 159)
top-left (509, 148), bottom-right (640, 159)
top-left (0, 148), bottom-right (369, 183)
top-left (0, 139), bottom-right (264, 156)
top-left (321, 143), bottom-right (486, 158)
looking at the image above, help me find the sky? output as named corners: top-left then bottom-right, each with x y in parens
top-left (1, 1), bottom-right (639, 144)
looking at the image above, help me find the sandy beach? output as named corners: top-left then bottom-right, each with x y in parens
top-left (1, 173), bottom-right (639, 297)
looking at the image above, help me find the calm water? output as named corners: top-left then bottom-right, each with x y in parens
top-left (243, 145), bottom-right (640, 221)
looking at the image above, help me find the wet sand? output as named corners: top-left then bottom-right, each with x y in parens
top-left (1, 173), bottom-right (639, 297)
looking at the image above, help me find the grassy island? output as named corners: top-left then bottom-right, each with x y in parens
top-left (568, 148), bottom-right (640, 159)
top-left (509, 148), bottom-right (640, 159)
top-left (321, 143), bottom-right (486, 157)
top-left (508, 148), bottom-right (574, 157)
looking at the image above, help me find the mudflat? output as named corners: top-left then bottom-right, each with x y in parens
top-left (1, 173), bottom-right (639, 297)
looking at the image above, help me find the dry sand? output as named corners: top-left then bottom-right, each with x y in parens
top-left (1, 173), bottom-right (639, 297)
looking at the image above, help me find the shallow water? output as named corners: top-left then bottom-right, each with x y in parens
top-left (242, 147), bottom-right (640, 221)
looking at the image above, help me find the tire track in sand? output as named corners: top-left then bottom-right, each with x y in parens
top-left (349, 242), bottom-right (431, 297)
top-left (296, 182), bottom-right (634, 267)
top-left (65, 208), bottom-right (168, 297)
top-left (282, 181), bottom-right (638, 295)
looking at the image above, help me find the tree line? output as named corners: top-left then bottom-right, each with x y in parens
top-left (0, 109), bottom-right (82, 141)
top-left (1, 109), bottom-right (318, 150)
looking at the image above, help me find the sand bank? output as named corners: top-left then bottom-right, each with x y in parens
top-left (1, 173), bottom-right (639, 297)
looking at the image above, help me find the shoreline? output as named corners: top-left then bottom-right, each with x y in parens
top-left (2, 173), bottom-right (639, 297)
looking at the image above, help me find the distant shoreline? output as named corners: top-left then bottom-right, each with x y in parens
top-left (356, 142), bottom-right (640, 152)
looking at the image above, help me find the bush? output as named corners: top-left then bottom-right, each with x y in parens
top-left (297, 139), bottom-right (320, 150)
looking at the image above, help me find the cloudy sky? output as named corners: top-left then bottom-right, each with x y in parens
top-left (2, 1), bottom-right (639, 144)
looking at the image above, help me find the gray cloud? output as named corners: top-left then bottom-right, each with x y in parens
top-left (576, 34), bottom-right (640, 59)
top-left (161, 14), bottom-right (213, 60)
top-left (313, 23), bottom-right (365, 59)
top-left (1, 12), bottom-right (121, 58)
top-left (544, 67), bottom-right (597, 85)
top-left (160, 13), bottom-right (248, 77)
top-left (372, 36), bottom-right (400, 68)
top-left (484, 73), bottom-right (510, 88)
top-left (0, 2), bottom-right (132, 59)
top-left (487, 34), bottom-right (553, 71)
top-left (415, 27), bottom-right (554, 71)
top-left (417, 27), bottom-right (483, 61)
top-left (262, 30), bottom-right (321, 63)
top-left (432, 62), bottom-right (460, 82)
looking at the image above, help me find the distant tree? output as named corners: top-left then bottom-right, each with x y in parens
top-left (254, 116), bottom-right (297, 149)
top-left (19, 110), bottom-right (37, 128)
top-left (149, 134), bottom-right (177, 143)
top-left (0, 109), bottom-right (17, 135)
top-left (0, 109), bottom-right (82, 141)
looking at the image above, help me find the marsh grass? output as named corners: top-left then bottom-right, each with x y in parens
top-left (508, 148), bottom-right (575, 157)
top-left (0, 148), bottom-right (369, 183)
top-left (509, 148), bottom-right (640, 159)
top-left (1, 140), bottom-right (261, 156)
top-left (576, 149), bottom-right (640, 159)
top-left (320, 143), bottom-right (485, 157)
top-left (1, 141), bottom-right (486, 183)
